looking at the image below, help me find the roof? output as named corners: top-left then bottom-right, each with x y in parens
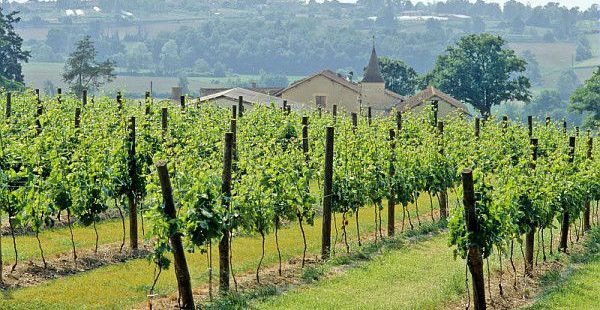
top-left (275, 69), bottom-right (360, 96)
top-left (200, 87), bottom-right (307, 109)
top-left (201, 87), bottom-right (283, 97)
top-left (401, 86), bottom-right (471, 116)
top-left (362, 47), bottom-right (384, 83)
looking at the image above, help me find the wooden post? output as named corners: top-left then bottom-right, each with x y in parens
top-left (318, 107), bottom-right (322, 118)
top-left (332, 105), bottom-right (337, 123)
top-left (302, 117), bottom-right (309, 163)
top-left (438, 121), bottom-right (448, 220)
top-left (367, 106), bottom-right (372, 126)
top-left (75, 107), bottom-right (81, 129)
top-left (321, 127), bottom-right (334, 259)
top-left (231, 105), bottom-right (237, 120)
top-left (432, 100), bottom-right (438, 126)
top-left (475, 117), bottom-right (480, 138)
top-left (117, 93), bottom-right (123, 110)
top-left (560, 137), bottom-right (576, 252)
top-left (527, 116), bottom-right (533, 138)
top-left (57, 88), bottom-right (62, 103)
top-left (502, 115), bottom-right (508, 132)
top-left (351, 112), bottom-right (357, 131)
top-left (155, 161), bottom-right (195, 309)
top-left (576, 126), bottom-right (580, 137)
top-left (462, 169), bottom-right (486, 310)
top-left (219, 132), bottom-right (234, 293)
top-left (396, 111), bottom-right (402, 131)
top-left (545, 116), bottom-right (551, 127)
top-left (180, 95), bottom-right (185, 110)
top-left (128, 117), bottom-right (138, 251)
top-left (562, 121), bottom-right (567, 134)
top-left (584, 136), bottom-right (593, 231)
top-left (5, 92), bottom-right (11, 118)
top-left (35, 89), bottom-right (40, 102)
top-left (283, 100), bottom-right (287, 111)
top-left (82, 89), bottom-right (87, 106)
top-left (161, 108), bottom-right (168, 137)
top-left (35, 98), bottom-right (43, 135)
top-left (388, 128), bottom-right (396, 236)
top-left (525, 138), bottom-right (538, 276)
top-left (238, 96), bottom-right (244, 118)
top-left (230, 119), bottom-right (237, 162)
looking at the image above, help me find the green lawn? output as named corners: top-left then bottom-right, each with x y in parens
top-left (256, 233), bottom-right (463, 310)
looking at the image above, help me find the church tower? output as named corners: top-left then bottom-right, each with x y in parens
top-left (360, 43), bottom-right (388, 112)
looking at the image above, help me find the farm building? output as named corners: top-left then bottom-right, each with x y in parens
top-left (400, 86), bottom-right (472, 117)
top-left (275, 46), bottom-right (405, 114)
top-left (199, 87), bottom-right (307, 110)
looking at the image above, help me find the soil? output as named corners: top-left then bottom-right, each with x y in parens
top-left (0, 242), bottom-right (150, 289)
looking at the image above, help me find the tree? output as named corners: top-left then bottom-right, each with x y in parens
top-left (522, 50), bottom-right (542, 86)
top-left (0, 8), bottom-right (30, 89)
top-left (510, 17), bottom-right (525, 35)
top-left (569, 67), bottom-right (599, 126)
top-left (575, 36), bottom-right (592, 62)
top-left (62, 36), bottom-right (115, 97)
top-left (378, 57), bottom-right (419, 96)
top-left (427, 34), bottom-right (530, 116)
top-left (557, 69), bottom-right (580, 101)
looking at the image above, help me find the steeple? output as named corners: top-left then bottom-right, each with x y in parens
top-left (362, 39), bottom-right (384, 83)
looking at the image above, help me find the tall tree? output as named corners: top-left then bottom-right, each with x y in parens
top-left (426, 34), bottom-right (530, 116)
top-left (378, 57), bottom-right (419, 96)
top-left (570, 67), bottom-right (600, 127)
top-left (0, 8), bottom-right (30, 89)
top-left (62, 36), bottom-right (115, 97)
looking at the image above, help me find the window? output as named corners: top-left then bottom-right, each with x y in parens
top-left (316, 95), bottom-right (327, 107)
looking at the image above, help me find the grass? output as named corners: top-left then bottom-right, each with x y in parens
top-left (0, 193), bottom-right (451, 309)
top-left (524, 227), bottom-right (600, 310)
top-left (0, 217), bottom-right (139, 265)
top-left (256, 232), bottom-right (464, 310)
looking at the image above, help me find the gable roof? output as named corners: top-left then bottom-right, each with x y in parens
top-left (275, 69), bottom-right (360, 96)
top-left (200, 87), bottom-right (304, 108)
top-left (402, 86), bottom-right (471, 115)
top-left (362, 47), bottom-right (384, 83)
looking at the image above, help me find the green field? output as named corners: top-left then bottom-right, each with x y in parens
top-left (21, 62), bottom-right (303, 97)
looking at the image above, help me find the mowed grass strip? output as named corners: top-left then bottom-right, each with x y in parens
top-left (256, 234), bottom-right (464, 310)
top-left (525, 227), bottom-right (600, 310)
top-left (0, 193), bottom-right (451, 309)
top-left (1, 218), bottom-right (140, 264)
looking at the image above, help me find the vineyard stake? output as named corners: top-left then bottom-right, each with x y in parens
top-left (527, 116), bottom-right (533, 138)
top-left (302, 116), bottom-right (309, 163)
top-left (332, 105), bottom-right (337, 123)
top-left (502, 115), bottom-right (508, 132)
top-left (396, 111), bottom-right (402, 131)
top-left (283, 100), bottom-right (287, 111)
top-left (321, 126), bottom-right (334, 259)
top-left (351, 112), bottom-right (357, 131)
top-left (156, 161), bottom-right (195, 309)
top-left (475, 117), bottom-right (480, 138)
top-left (117, 93), bottom-right (123, 110)
top-left (559, 136), bottom-right (576, 252)
top-left (367, 107), bottom-right (372, 126)
top-left (5, 92), bottom-right (11, 118)
top-left (388, 128), bottom-right (396, 236)
top-left (180, 95), bottom-right (185, 110)
top-left (432, 100), bottom-right (438, 126)
top-left (438, 121), bottom-right (448, 220)
top-left (545, 117), bottom-right (551, 127)
top-left (462, 169), bottom-right (486, 310)
top-left (75, 108), bottom-right (81, 129)
top-left (584, 136), bottom-right (593, 231)
top-left (35, 98), bottom-right (43, 135)
top-left (231, 119), bottom-right (237, 162)
top-left (238, 96), bottom-right (244, 118)
top-left (231, 105), bottom-right (237, 120)
top-left (563, 121), bottom-right (567, 134)
top-left (219, 132), bottom-right (234, 293)
top-left (128, 116), bottom-right (138, 251)
top-left (82, 89), bottom-right (87, 106)
top-left (161, 108), bottom-right (168, 137)
top-left (525, 138), bottom-right (538, 276)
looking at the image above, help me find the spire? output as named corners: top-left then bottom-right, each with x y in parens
top-left (362, 41), bottom-right (384, 83)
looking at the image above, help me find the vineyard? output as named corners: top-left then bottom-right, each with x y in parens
top-left (0, 89), bottom-right (599, 309)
